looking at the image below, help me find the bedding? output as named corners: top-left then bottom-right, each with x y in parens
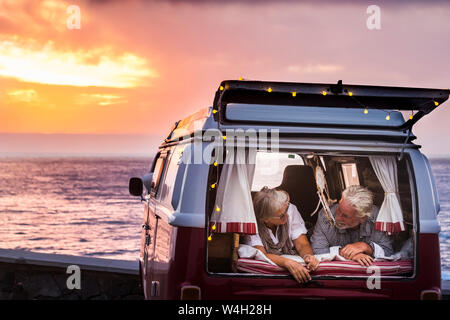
top-left (236, 244), bottom-right (413, 276)
top-left (235, 257), bottom-right (413, 276)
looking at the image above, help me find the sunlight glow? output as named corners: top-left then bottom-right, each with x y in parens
top-left (7, 89), bottom-right (38, 103)
top-left (0, 40), bottom-right (157, 88)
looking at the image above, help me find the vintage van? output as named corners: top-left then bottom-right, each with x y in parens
top-left (129, 79), bottom-right (448, 300)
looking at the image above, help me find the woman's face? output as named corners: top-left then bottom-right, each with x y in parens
top-left (264, 195), bottom-right (289, 226)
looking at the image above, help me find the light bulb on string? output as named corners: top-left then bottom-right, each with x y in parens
top-left (364, 108), bottom-right (368, 114)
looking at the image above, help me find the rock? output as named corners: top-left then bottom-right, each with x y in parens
top-left (80, 275), bottom-right (101, 299)
top-left (22, 273), bottom-right (61, 298)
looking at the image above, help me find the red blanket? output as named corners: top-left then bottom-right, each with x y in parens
top-left (236, 258), bottom-right (413, 276)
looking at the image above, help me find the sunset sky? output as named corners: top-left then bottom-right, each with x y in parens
top-left (0, 0), bottom-right (449, 156)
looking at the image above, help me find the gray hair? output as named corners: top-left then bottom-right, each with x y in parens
top-left (253, 187), bottom-right (296, 255)
top-left (253, 187), bottom-right (289, 221)
top-left (341, 185), bottom-right (374, 218)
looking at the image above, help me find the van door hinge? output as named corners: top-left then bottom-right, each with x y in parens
top-left (398, 128), bottom-right (412, 161)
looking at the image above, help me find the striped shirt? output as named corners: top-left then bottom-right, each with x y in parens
top-left (310, 204), bottom-right (393, 258)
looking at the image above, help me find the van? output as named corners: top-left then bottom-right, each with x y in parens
top-left (129, 79), bottom-right (448, 300)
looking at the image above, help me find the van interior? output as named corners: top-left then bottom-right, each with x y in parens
top-left (206, 151), bottom-right (415, 278)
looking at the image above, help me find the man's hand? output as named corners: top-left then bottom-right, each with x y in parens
top-left (351, 253), bottom-right (374, 267)
top-left (340, 242), bottom-right (372, 260)
top-left (283, 259), bottom-right (311, 283)
top-left (304, 255), bottom-right (320, 272)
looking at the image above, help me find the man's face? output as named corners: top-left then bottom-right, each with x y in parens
top-left (335, 198), bottom-right (361, 230)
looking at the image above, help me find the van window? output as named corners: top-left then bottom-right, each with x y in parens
top-left (252, 151), bottom-right (304, 191)
top-left (159, 144), bottom-right (187, 209)
top-left (341, 163), bottom-right (360, 188)
top-left (207, 152), bottom-right (415, 279)
top-left (151, 153), bottom-right (167, 196)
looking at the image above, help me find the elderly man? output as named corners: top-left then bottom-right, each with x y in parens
top-left (310, 185), bottom-right (393, 266)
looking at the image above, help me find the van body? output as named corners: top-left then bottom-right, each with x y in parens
top-left (129, 80), bottom-right (448, 300)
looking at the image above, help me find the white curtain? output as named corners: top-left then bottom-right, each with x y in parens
top-left (209, 147), bottom-right (258, 234)
top-left (369, 156), bottom-right (405, 235)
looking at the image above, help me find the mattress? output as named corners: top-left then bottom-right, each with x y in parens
top-left (235, 258), bottom-right (413, 276)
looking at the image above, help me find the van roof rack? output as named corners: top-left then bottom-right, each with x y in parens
top-left (212, 79), bottom-right (450, 130)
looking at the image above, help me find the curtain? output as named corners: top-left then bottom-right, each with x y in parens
top-left (209, 147), bottom-right (258, 234)
top-left (369, 156), bottom-right (405, 235)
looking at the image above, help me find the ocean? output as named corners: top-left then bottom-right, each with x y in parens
top-left (0, 157), bottom-right (449, 280)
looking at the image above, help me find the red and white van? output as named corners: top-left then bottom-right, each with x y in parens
top-left (129, 79), bottom-right (448, 300)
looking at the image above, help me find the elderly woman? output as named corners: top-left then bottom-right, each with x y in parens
top-left (244, 186), bottom-right (320, 283)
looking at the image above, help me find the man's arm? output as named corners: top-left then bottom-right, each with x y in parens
top-left (310, 210), bottom-right (333, 255)
top-left (369, 229), bottom-right (394, 258)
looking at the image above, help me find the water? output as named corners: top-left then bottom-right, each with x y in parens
top-left (0, 157), bottom-right (151, 261)
top-left (429, 159), bottom-right (450, 280)
top-left (0, 157), bottom-right (449, 279)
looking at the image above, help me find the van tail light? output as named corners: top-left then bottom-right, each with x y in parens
top-left (420, 289), bottom-right (441, 300)
top-left (181, 285), bottom-right (202, 300)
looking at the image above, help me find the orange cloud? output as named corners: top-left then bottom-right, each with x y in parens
top-left (0, 38), bottom-right (157, 88)
top-left (7, 89), bottom-right (39, 103)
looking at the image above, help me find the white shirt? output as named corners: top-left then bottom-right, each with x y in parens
top-left (243, 203), bottom-right (308, 250)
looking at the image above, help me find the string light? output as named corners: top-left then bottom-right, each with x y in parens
top-left (211, 224), bottom-right (216, 231)
top-left (208, 235), bottom-right (212, 241)
top-left (434, 101), bottom-right (439, 106)
top-left (238, 77), bottom-right (243, 81)
top-left (219, 86), bottom-right (224, 91)
top-left (213, 161), bottom-right (218, 167)
top-left (322, 91), bottom-right (327, 96)
top-left (212, 109), bottom-right (217, 114)
top-left (216, 206), bottom-right (221, 212)
top-left (267, 87), bottom-right (272, 93)
top-left (386, 113), bottom-right (390, 121)
top-left (364, 108), bottom-right (368, 114)
top-left (348, 92), bottom-right (353, 96)
top-left (292, 92), bottom-right (297, 97)
top-left (409, 111), bottom-right (414, 120)
top-left (222, 136), bottom-right (226, 140)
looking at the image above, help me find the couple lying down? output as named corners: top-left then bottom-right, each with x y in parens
top-left (242, 185), bottom-right (393, 283)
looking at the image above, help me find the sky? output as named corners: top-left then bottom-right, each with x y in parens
top-left (0, 0), bottom-right (449, 156)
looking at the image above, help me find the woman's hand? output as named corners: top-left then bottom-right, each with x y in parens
top-left (351, 253), bottom-right (374, 267)
top-left (304, 255), bottom-right (320, 271)
top-left (283, 259), bottom-right (311, 283)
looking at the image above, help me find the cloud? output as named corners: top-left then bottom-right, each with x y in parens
top-left (0, 39), bottom-right (157, 88)
top-left (88, 0), bottom-right (450, 6)
top-left (7, 89), bottom-right (38, 103)
top-left (79, 93), bottom-right (128, 106)
top-left (287, 64), bottom-right (344, 74)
